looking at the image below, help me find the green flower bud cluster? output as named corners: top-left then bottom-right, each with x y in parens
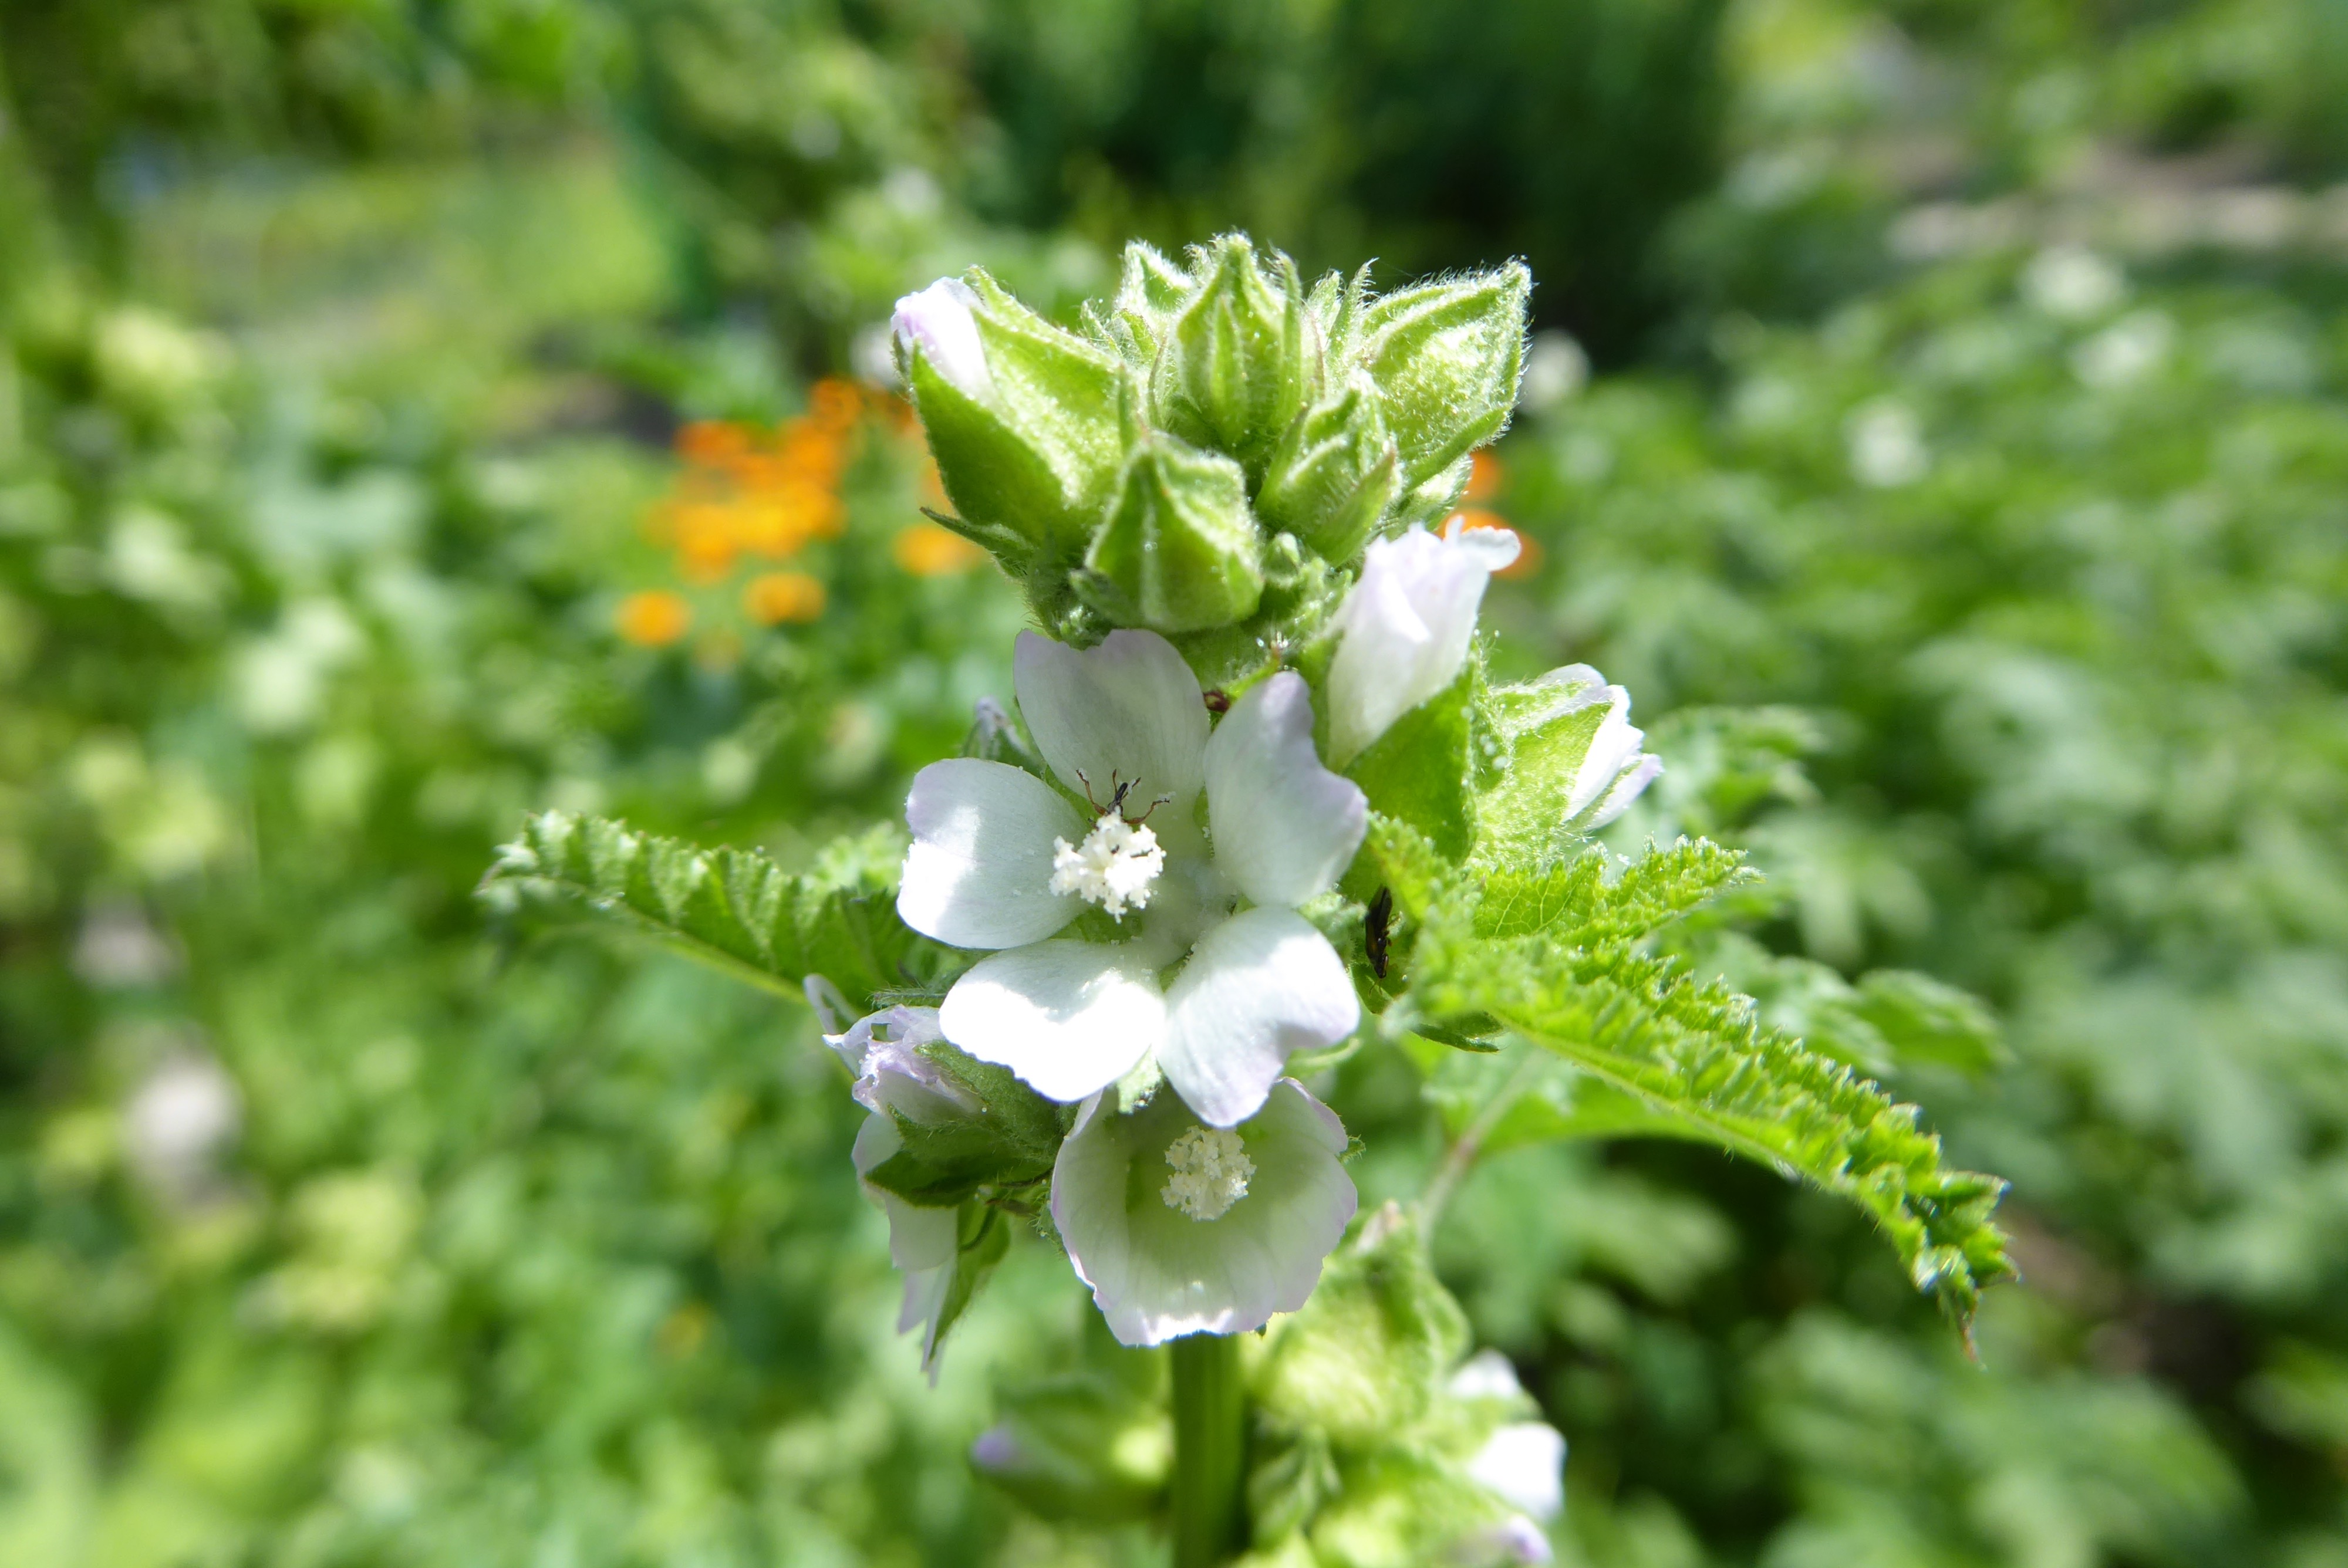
top-left (896, 236), bottom-right (1529, 650)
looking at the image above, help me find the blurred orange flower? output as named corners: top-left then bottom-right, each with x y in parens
top-left (893, 521), bottom-right (988, 576)
top-left (617, 590), bottom-right (692, 647)
top-left (1467, 448), bottom-right (1506, 502)
top-left (742, 570), bottom-right (826, 625)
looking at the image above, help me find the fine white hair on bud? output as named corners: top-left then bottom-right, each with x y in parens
top-left (1048, 815), bottom-right (1165, 918)
top-left (1160, 1125), bottom-right (1254, 1221)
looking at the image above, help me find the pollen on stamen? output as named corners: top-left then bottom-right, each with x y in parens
top-left (1160, 1126), bottom-right (1254, 1222)
top-left (1049, 816), bottom-right (1164, 918)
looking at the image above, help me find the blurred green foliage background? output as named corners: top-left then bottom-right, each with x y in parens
top-left (5, 1), bottom-right (2348, 1563)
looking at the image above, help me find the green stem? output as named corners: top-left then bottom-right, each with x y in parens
top-left (1170, 1332), bottom-right (1246, 1568)
top-left (1419, 1047), bottom-right (1546, 1235)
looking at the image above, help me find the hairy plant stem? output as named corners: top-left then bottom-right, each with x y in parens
top-left (1419, 1046), bottom-right (1547, 1234)
top-left (1170, 1332), bottom-right (1246, 1567)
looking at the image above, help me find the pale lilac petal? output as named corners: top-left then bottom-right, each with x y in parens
top-left (851, 1113), bottom-right (960, 1272)
top-left (1052, 1079), bottom-right (1356, 1347)
top-left (1015, 630), bottom-right (1209, 813)
top-left (892, 278), bottom-right (996, 401)
top-left (1328, 527), bottom-right (1504, 766)
top-left (899, 758), bottom-right (1085, 949)
top-left (828, 1006), bottom-right (978, 1125)
top-left (1457, 1515), bottom-right (1553, 1566)
top-left (1468, 1424), bottom-right (1566, 1522)
top-left (1160, 908), bottom-right (1358, 1128)
top-left (939, 940), bottom-right (1166, 1103)
top-left (1203, 673), bottom-right (1368, 907)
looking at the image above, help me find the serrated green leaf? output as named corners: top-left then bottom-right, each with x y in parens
top-left (1476, 839), bottom-right (1753, 944)
top-left (479, 810), bottom-right (940, 1008)
top-left (1408, 907), bottom-right (2012, 1324)
top-left (1384, 827), bottom-right (2012, 1328)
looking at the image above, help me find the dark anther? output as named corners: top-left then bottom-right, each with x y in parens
top-left (1203, 688), bottom-right (1231, 714)
top-left (1365, 886), bottom-right (1394, 979)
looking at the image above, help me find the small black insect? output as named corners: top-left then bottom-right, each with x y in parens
top-left (1074, 768), bottom-right (1170, 823)
top-left (1203, 688), bottom-right (1231, 714)
top-left (1364, 885), bottom-right (1394, 979)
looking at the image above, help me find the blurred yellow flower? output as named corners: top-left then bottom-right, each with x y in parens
top-left (893, 521), bottom-right (987, 576)
top-left (616, 590), bottom-right (692, 647)
top-left (742, 570), bottom-right (826, 625)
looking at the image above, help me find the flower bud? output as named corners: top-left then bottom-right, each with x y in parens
top-left (1353, 263), bottom-right (1530, 488)
top-left (828, 1004), bottom-right (981, 1126)
top-left (1095, 239), bottom-right (1196, 366)
top-left (1325, 521), bottom-right (1520, 768)
top-left (1256, 377), bottom-right (1402, 564)
top-left (828, 1005), bottom-right (1067, 1206)
top-left (894, 272), bottom-right (1128, 567)
top-left (1151, 235), bottom-right (1314, 475)
top-left (1079, 433), bottom-right (1265, 633)
top-left (1480, 664), bottom-right (1661, 859)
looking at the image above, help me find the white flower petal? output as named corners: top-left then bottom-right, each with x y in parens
top-left (1204, 673), bottom-right (1368, 908)
top-left (1052, 1079), bottom-right (1356, 1346)
top-left (1160, 908), bottom-right (1358, 1128)
top-left (851, 1113), bottom-right (960, 1272)
top-left (1015, 630), bottom-right (1209, 813)
top-left (1583, 753), bottom-right (1662, 832)
top-left (1445, 512), bottom-right (1523, 571)
top-left (1447, 1349), bottom-right (1527, 1403)
top-left (892, 278), bottom-right (996, 402)
top-left (1328, 527), bottom-right (1504, 767)
top-left (939, 940), bottom-right (1166, 1103)
top-left (899, 758), bottom-right (1085, 949)
top-left (1468, 1423), bottom-right (1567, 1522)
top-left (1563, 685), bottom-right (1652, 824)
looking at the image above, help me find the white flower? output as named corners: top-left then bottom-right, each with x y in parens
top-left (1503, 664), bottom-right (1662, 832)
top-left (1846, 400), bottom-right (1928, 488)
top-left (892, 278), bottom-right (996, 402)
top-left (826, 1003), bottom-right (979, 1126)
top-left (2022, 246), bottom-right (2124, 321)
top-left (850, 1108), bottom-right (960, 1374)
top-left (124, 1050), bottom-right (241, 1205)
top-left (830, 1004), bottom-right (979, 1376)
top-left (1052, 1077), bottom-right (1357, 1346)
top-left (1468, 1423), bottom-right (1566, 1522)
top-left (1327, 521), bottom-right (1520, 768)
top-left (2072, 309), bottom-right (2173, 390)
top-left (898, 630), bottom-right (1366, 1127)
